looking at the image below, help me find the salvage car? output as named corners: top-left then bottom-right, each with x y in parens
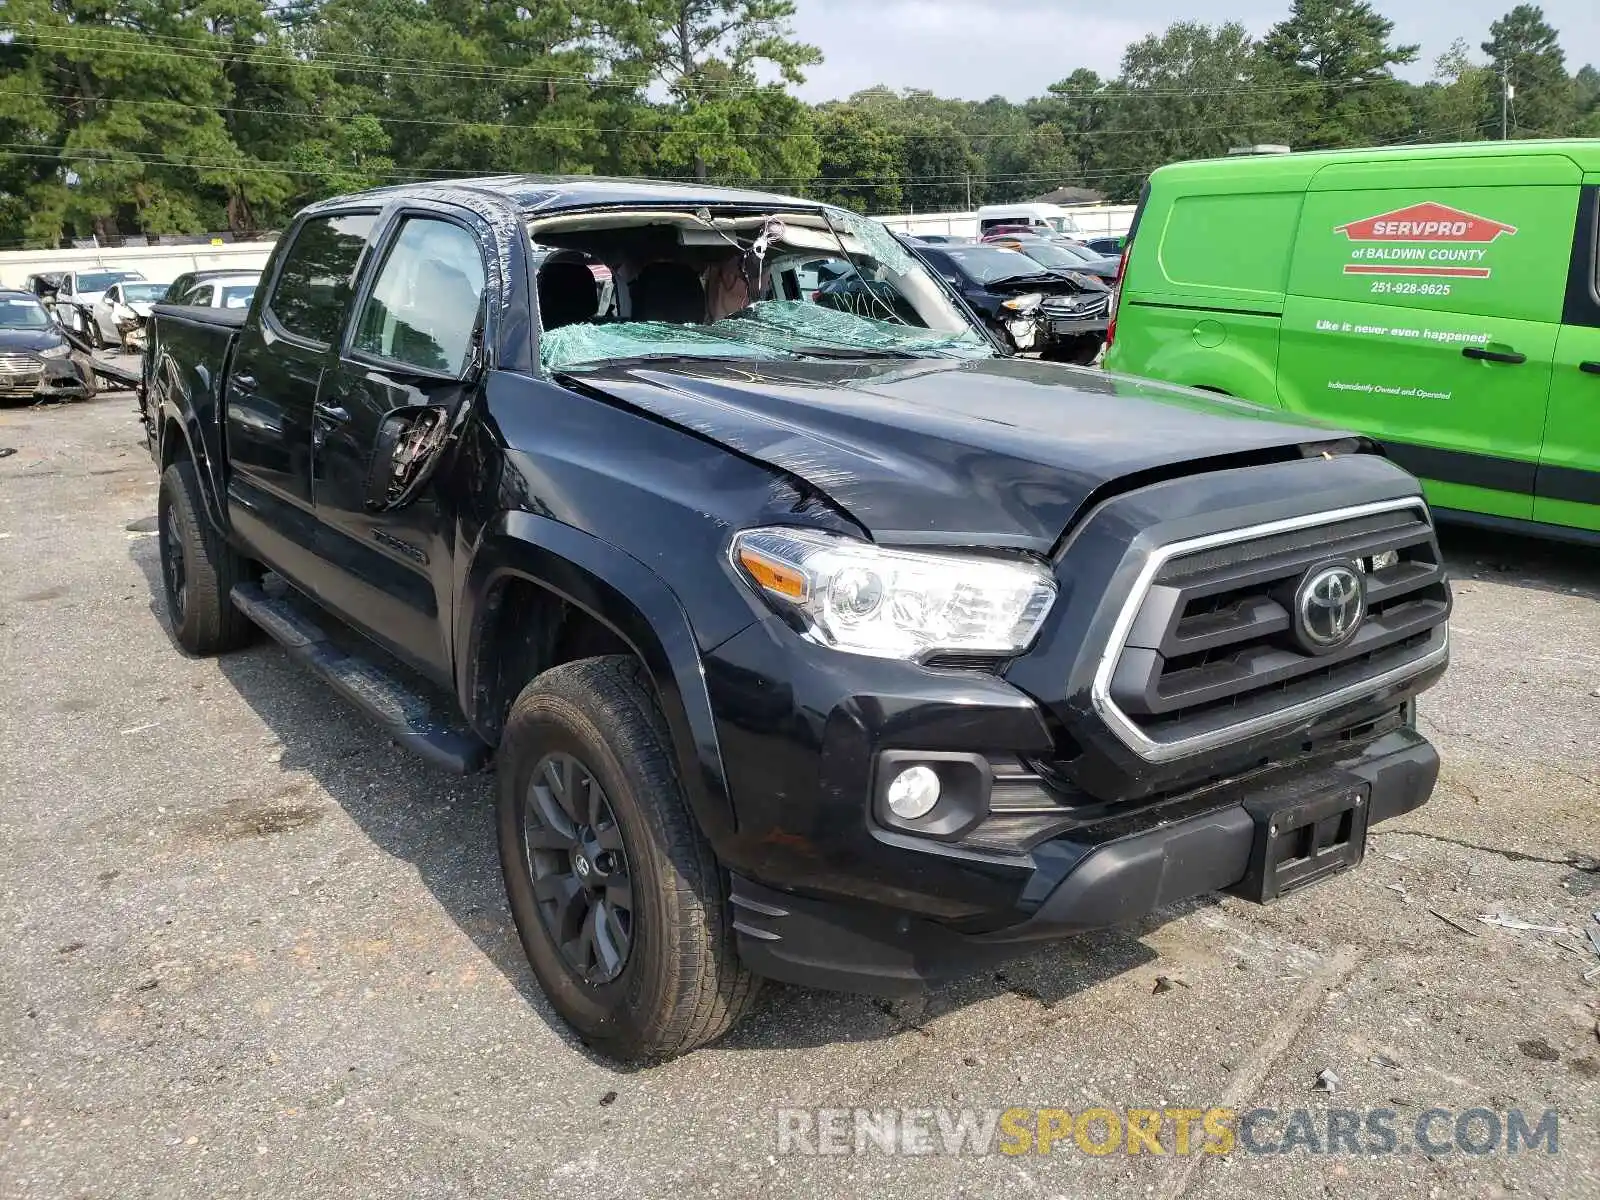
top-left (913, 240), bottom-right (1112, 362)
top-left (142, 177), bottom-right (1451, 1059)
top-left (172, 272), bottom-right (259, 310)
top-left (28, 268), bottom-right (146, 342)
top-left (0, 289), bottom-right (97, 401)
top-left (90, 280), bottom-right (170, 350)
top-left (983, 232), bottom-right (1120, 283)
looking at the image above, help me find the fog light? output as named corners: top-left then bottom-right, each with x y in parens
top-left (885, 765), bottom-right (941, 820)
top-left (1366, 550), bottom-right (1399, 572)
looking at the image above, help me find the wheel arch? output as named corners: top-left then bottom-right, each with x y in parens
top-left (459, 511), bottom-right (739, 852)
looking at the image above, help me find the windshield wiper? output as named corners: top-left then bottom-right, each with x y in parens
top-left (985, 272), bottom-right (1057, 287)
top-left (556, 351), bottom-right (777, 372)
top-left (785, 344), bottom-right (913, 360)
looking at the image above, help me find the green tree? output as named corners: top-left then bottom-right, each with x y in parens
top-left (1039, 69), bottom-right (1113, 182)
top-left (1414, 39), bottom-right (1495, 142)
top-left (811, 103), bottom-right (903, 213)
top-left (1263, 0), bottom-right (1420, 147)
top-left (607, 0), bottom-right (820, 181)
top-left (1095, 22), bottom-right (1288, 201)
top-left (0, 0), bottom-right (297, 244)
top-left (1482, 5), bottom-right (1575, 136)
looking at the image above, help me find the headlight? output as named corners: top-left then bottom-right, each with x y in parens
top-left (731, 526), bottom-right (1056, 660)
top-left (1000, 292), bottom-right (1042, 311)
top-left (38, 344), bottom-right (69, 359)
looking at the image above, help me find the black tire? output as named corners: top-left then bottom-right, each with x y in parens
top-left (497, 655), bottom-right (760, 1060)
top-left (157, 460), bottom-right (257, 655)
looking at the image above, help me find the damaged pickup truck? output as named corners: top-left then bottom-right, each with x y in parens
top-left (141, 178), bottom-right (1451, 1059)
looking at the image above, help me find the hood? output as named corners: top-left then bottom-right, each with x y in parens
top-left (128, 302), bottom-right (154, 317)
top-left (0, 325), bottom-right (68, 353)
top-left (565, 355), bottom-right (1350, 550)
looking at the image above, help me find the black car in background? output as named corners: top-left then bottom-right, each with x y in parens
top-left (913, 241), bottom-right (1111, 364)
top-left (1084, 235), bottom-right (1125, 256)
top-left (0, 289), bottom-right (97, 402)
top-left (983, 233), bottom-right (1120, 283)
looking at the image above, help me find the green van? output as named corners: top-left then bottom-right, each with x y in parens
top-left (1104, 139), bottom-right (1600, 538)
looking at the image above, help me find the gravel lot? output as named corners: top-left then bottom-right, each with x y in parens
top-left (3, 385), bottom-right (1598, 1200)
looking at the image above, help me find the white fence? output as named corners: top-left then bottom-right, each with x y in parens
top-left (0, 240), bottom-right (277, 289)
top-left (872, 206), bottom-right (1138, 240)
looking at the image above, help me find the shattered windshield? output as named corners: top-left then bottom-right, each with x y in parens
top-left (941, 245), bottom-right (1053, 284)
top-left (528, 205), bottom-right (993, 372)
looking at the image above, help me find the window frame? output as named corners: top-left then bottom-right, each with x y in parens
top-left (261, 207), bottom-right (381, 350)
top-left (1561, 183), bottom-right (1600, 330)
top-left (340, 204), bottom-right (496, 383)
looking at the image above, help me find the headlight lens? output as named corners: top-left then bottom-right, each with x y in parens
top-left (38, 343), bottom-right (70, 359)
top-left (731, 526), bottom-right (1056, 660)
top-left (1000, 292), bottom-right (1042, 311)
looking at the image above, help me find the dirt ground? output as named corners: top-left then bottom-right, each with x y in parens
top-left (2, 386), bottom-right (1597, 1199)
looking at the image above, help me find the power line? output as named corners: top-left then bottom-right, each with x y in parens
top-left (7, 90), bottom-right (1296, 145)
top-left (14, 29), bottom-right (1397, 103)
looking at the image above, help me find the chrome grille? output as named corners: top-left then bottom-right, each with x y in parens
top-left (1094, 499), bottom-right (1450, 761)
top-left (0, 351), bottom-right (42, 371)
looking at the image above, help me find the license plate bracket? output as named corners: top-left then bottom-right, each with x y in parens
top-left (1226, 782), bottom-right (1370, 904)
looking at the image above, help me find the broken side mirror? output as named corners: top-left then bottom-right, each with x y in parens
top-left (361, 318), bottom-right (487, 512)
top-left (363, 403), bottom-right (455, 512)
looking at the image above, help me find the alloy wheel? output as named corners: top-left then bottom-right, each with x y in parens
top-left (158, 508), bottom-right (186, 621)
top-left (521, 752), bottom-right (634, 985)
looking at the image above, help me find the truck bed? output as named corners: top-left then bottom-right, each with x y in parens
top-left (142, 305), bottom-right (244, 504)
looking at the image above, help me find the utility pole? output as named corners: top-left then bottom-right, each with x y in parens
top-left (964, 173), bottom-right (971, 211)
top-left (1501, 66), bottom-right (1512, 140)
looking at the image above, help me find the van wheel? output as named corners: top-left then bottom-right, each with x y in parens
top-left (497, 655), bottom-right (760, 1060)
top-left (157, 461), bottom-right (257, 655)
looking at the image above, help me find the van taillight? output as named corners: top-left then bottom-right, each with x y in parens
top-left (1106, 242), bottom-right (1131, 346)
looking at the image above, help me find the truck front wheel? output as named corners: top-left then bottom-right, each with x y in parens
top-left (157, 461), bottom-right (257, 655)
top-left (496, 655), bottom-right (760, 1060)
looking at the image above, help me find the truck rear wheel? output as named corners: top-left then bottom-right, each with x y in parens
top-left (157, 460), bottom-right (257, 655)
top-left (496, 655), bottom-right (760, 1060)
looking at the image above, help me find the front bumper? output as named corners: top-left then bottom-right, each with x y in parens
top-left (700, 454), bottom-right (1448, 992)
top-left (731, 727), bottom-right (1437, 994)
top-left (1043, 315), bottom-right (1109, 340)
top-left (0, 356), bottom-right (91, 400)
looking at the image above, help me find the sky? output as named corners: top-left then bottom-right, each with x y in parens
top-left (786, 0), bottom-right (1600, 102)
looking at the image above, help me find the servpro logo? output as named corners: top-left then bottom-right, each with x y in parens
top-left (1336, 203), bottom-right (1517, 243)
top-left (1335, 202), bottom-right (1516, 280)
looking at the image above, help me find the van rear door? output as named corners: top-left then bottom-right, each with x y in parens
top-left (1534, 182), bottom-right (1600, 531)
top-left (1277, 153), bottom-right (1580, 523)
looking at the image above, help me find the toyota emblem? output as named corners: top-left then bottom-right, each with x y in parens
top-left (1294, 562), bottom-right (1365, 653)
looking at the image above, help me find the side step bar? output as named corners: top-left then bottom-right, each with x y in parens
top-left (231, 581), bottom-right (490, 774)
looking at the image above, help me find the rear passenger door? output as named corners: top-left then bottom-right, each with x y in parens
top-left (1277, 154), bottom-right (1581, 522)
top-left (1534, 182), bottom-right (1600, 531)
top-left (224, 209), bottom-right (376, 584)
top-left (307, 206), bottom-right (493, 680)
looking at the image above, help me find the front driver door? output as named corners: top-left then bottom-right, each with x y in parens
top-left (309, 208), bottom-right (492, 682)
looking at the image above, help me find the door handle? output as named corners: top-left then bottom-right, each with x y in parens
top-left (314, 402), bottom-right (350, 423)
top-left (1580, 361), bottom-right (1600, 375)
top-left (1461, 346), bottom-right (1526, 364)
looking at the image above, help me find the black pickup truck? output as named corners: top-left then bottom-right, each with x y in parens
top-left (140, 178), bottom-right (1450, 1059)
